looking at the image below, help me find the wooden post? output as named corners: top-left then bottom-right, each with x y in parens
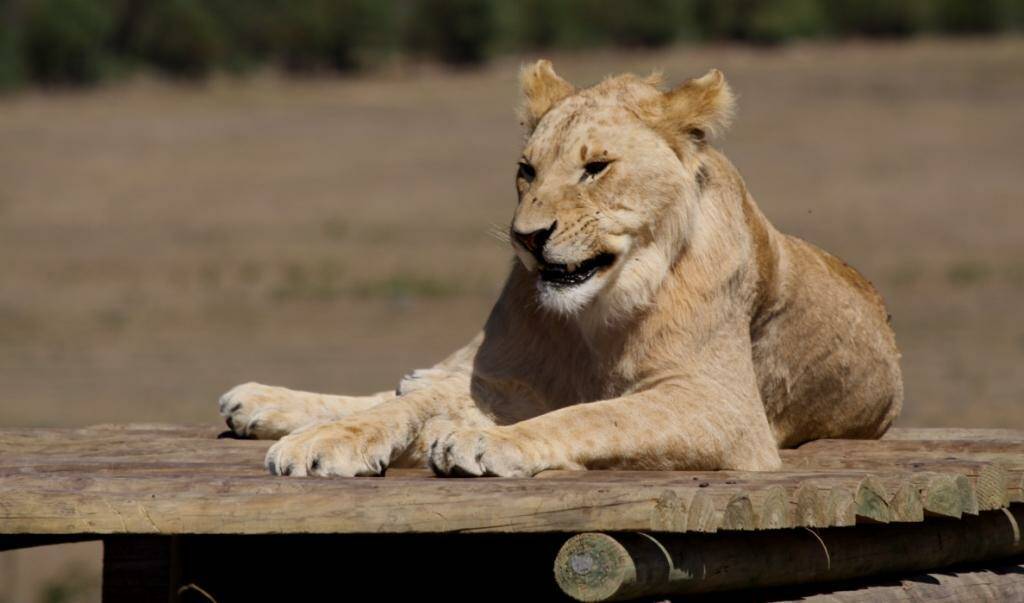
top-left (554, 506), bottom-right (1024, 602)
top-left (770, 559), bottom-right (1024, 602)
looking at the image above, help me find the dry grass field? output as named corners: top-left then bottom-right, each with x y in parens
top-left (1, 37), bottom-right (1022, 601)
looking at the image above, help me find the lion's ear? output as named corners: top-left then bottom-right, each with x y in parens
top-left (518, 60), bottom-right (574, 131)
top-left (659, 69), bottom-right (735, 143)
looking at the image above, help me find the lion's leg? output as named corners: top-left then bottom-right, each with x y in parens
top-left (222, 333), bottom-right (485, 441)
top-left (429, 381), bottom-right (781, 476)
top-left (438, 396), bottom-right (781, 474)
top-left (431, 328), bottom-right (782, 477)
top-left (219, 382), bottom-right (395, 439)
top-left (264, 374), bottom-right (491, 476)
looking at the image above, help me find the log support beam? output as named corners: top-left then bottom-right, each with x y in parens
top-left (554, 505), bottom-right (1024, 601)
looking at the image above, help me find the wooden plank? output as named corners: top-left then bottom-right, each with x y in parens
top-left (0, 471), bottom-right (896, 535)
top-left (40, 424), bottom-right (1022, 444)
top-left (886, 427), bottom-right (1024, 443)
top-left (0, 435), bottom-right (269, 465)
top-left (56, 423), bottom-right (1024, 444)
top-left (797, 438), bottom-right (1024, 460)
top-left (553, 505), bottom-right (1024, 601)
top-left (0, 464), bottom-right (954, 535)
top-left (0, 424), bottom-right (1018, 535)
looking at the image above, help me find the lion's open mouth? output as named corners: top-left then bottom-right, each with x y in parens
top-left (538, 253), bottom-right (616, 287)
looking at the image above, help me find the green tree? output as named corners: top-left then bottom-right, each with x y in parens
top-left (406, 0), bottom-right (496, 65)
top-left (129, 0), bottom-right (224, 77)
top-left (23, 0), bottom-right (115, 84)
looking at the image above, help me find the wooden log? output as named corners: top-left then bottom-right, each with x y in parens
top-left (721, 492), bottom-right (756, 530)
top-left (793, 481), bottom-right (833, 527)
top-left (552, 505), bottom-right (1024, 602)
top-left (789, 475), bottom-right (930, 525)
top-left (541, 471), bottom-right (924, 528)
top-left (647, 488), bottom-right (723, 533)
top-left (782, 451), bottom-right (1011, 511)
top-left (853, 476), bottom-right (890, 523)
top-left (720, 483), bottom-right (814, 530)
top-left (755, 485), bottom-right (790, 529)
top-left (1012, 471), bottom-right (1024, 503)
top-left (885, 481), bottom-right (924, 523)
top-left (685, 489), bottom-right (717, 532)
top-left (774, 560), bottom-right (1024, 601)
top-left (910, 472), bottom-right (975, 518)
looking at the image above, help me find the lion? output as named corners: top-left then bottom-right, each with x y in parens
top-left (218, 60), bottom-right (903, 477)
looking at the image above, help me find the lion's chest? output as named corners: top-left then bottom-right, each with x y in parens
top-left (473, 333), bottom-right (634, 423)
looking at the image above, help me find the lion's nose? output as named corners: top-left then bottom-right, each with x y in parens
top-left (512, 222), bottom-right (556, 255)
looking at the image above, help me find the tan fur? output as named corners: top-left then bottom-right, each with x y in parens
top-left (517, 60), bottom-right (574, 131)
top-left (221, 61), bottom-right (903, 478)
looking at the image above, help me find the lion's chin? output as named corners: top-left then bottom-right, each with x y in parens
top-left (527, 249), bottom-right (623, 316)
top-left (535, 269), bottom-right (610, 316)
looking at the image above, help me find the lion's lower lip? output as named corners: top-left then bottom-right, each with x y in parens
top-left (539, 253), bottom-right (616, 287)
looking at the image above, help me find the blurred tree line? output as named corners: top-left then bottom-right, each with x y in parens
top-left (1, 0), bottom-right (1023, 89)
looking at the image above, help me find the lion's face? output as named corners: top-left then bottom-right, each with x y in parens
top-left (511, 61), bottom-right (734, 319)
top-left (512, 98), bottom-right (688, 316)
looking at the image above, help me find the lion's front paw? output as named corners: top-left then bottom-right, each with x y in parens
top-left (219, 382), bottom-right (315, 439)
top-left (428, 427), bottom-right (540, 478)
top-left (265, 421), bottom-right (394, 477)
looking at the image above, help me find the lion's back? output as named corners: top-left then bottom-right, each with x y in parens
top-left (753, 234), bottom-right (903, 448)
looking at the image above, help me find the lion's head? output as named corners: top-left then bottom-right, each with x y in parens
top-left (510, 60), bottom-right (735, 320)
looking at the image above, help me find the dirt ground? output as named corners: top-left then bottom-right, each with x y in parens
top-left (1, 37), bottom-right (1022, 601)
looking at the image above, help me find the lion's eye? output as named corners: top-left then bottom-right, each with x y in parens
top-left (517, 162), bottom-right (536, 183)
top-left (583, 161), bottom-right (610, 177)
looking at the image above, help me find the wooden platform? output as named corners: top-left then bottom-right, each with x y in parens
top-left (2, 424), bottom-right (1024, 601)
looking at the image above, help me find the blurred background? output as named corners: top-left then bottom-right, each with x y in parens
top-left (1, 0), bottom-right (1023, 601)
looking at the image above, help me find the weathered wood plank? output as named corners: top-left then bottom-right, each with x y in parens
top-left (553, 505), bottom-right (1024, 601)
top-left (0, 471), bottom-right (904, 535)
top-left (809, 437), bottom-right (1024, 450)
top-left (885, 427), bottom-right (1024, 443)
top-left (0, 425), bottom-right (1019, 535)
